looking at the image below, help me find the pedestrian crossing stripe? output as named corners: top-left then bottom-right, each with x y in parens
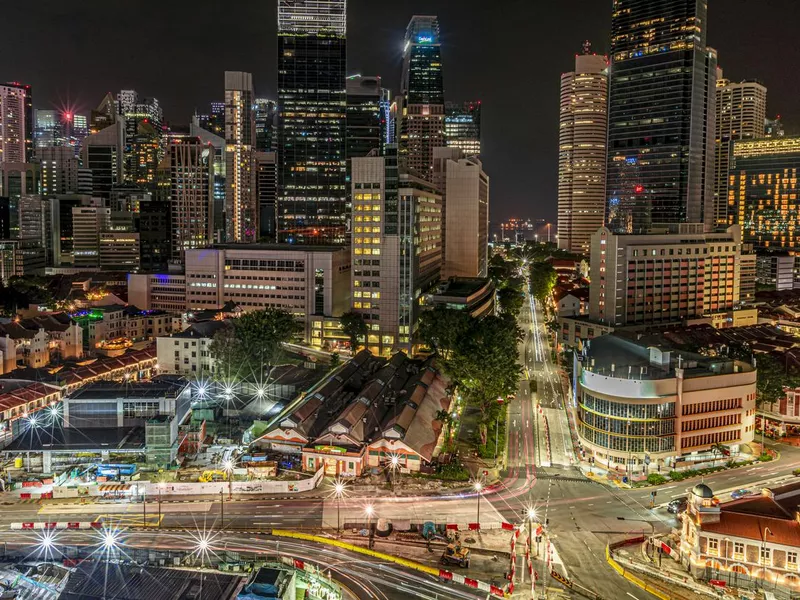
top-left (94, 514), bottom-right (163, 527)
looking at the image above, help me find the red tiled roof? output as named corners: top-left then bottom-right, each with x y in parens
top-left (702, 512), bottom-right (800, 547)
top-left (0, 382), bottom-right (60, 412)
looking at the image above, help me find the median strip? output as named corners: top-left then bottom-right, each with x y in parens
top-left (271, 529), bottom-right (507, 598)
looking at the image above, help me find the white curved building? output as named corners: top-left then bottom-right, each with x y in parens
top-left (575, 333), bottom-right (756, 473)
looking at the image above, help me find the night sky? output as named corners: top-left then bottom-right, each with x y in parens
top-left (5, 0), bottom-right (800, 224)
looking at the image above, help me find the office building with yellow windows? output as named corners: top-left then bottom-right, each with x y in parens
top-left (351, 147), bottom-right (442, 356)
top-left (730, 137), bottom-right (800, 250)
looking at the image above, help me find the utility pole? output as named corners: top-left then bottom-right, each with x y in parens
top-left (220, 489), bottom-right (224, 529)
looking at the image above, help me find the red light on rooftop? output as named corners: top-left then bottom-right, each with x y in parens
top-left (635, 185), bottom-right (644, 194)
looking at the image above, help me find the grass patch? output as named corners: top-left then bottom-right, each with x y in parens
top-left (646, 473), bottom-right (667, 485)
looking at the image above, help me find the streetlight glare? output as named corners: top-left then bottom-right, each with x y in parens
top-left (365, 504), bottom-right (374, 517)
top-left (528, 508), bottom-right (537, 520)
top-left (474, 481), bottom-right (482, 492)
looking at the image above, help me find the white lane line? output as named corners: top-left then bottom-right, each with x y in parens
top-left (627, 593), bottom-right (641, 600)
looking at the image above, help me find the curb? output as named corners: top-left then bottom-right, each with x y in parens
top-left (605, 544), bottom-right (668, 600)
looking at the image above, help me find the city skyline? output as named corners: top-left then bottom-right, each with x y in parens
top-left (6, 0), bottom-right (799, 225)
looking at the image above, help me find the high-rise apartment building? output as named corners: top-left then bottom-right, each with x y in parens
top-left (433, 149), bottom-right (489, 279)
top-left (39, 146), bottom-right (81, 196)
top-left (765, 116), bottom-right (784, 138)
top-left (190, 123), bottom-right (227, 242)
top-left (0, 83), bottom-right (33, 163)
top-left (730, 137), bottom-right (800, 251)
top-left (605, 1), bottom-right (716, 233)
top-left (445, 101), bottom-right (481, 157)
top-left (714, 73), bottom-right (767, 226)
top-left (589, 224), bottom-right (745, 327)
top-left (194, 102), bottom-right (225, 138)
top-left (351, 149), bottom-right (442, 356)
top-left (224, 71), bottom-right (255, 243)
top-left (399, 16), bottom-right (445, 180)
top-left (557, 45), bottom-right (608, 255)
top-left (167, 138), bottom-right (214, 264)
top-left (277, 0), bottom-right (347, 245)
top-left (34, 109), bottom-right (64, 149)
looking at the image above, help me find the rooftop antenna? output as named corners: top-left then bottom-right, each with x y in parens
top-left (582, 40), bottom-right (592, 55)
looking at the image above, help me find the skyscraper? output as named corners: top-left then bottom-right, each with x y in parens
top-left (39, 146), bottom-right (81, 196)
top-left (117, 91), bottom-right (163, 190)
top-left (255, 151), bottom-right (278, 242)
top-left (168, 138), bottom-right (214, 263)
top-left (277, 0), bottom-right (347, 245)
top-left (254, 98), bottom-right (277, 153)
top-left (224, 71), bottom-right (255, 243)
top-left (445, 101), bottom-right (481, 157)
top-left (557, 43), bottom-right (608, 255)
top-left (346, 75), bottom-right (387, 160)
top-left (399, 16), bottom-right (445, 180)
top-left (0, 83), bottom-right (33, 163)
top-left (714, 72), bottom-right (767, 226)
top-left (605, 0), bottom-right (716, 233)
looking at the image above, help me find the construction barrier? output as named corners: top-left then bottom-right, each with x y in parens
top-left (10, 522), bottom-right (102, 531)
top-left (606, 542), bottom-right (669, 600)
top-left (271, 529), bottom-right (507, 598)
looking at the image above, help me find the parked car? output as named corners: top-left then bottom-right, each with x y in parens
top-left (667, 497), bottom-right (688, 514)
top-left (731, 488), bottom-right (753, 500)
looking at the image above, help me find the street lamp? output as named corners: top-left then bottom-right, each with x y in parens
top-left (365, 504), bottom-right (375, 549)
top-left (473, 479), bottom-right (484, 527)
top-left (333, 478), bottom-right (347, 534)
top-left (389, 454), bottom-right (400, 488)
top-left (223, 458), bottom-right (234, 500)
top-left (761, 526), bottom-right (774, 588)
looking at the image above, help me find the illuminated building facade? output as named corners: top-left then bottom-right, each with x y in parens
top-left (255, 98), bottom-right (277, 153)
top-left (346, 75), bottom-right (389, 160)
top-left (606, 0), bottom-right (716, 233)
top-left (39, 146), bottom-right (80, 196)
top-left (351, 149), bottom-right (442, 356)
top-left (0, 83), bottom-right (33, 163)
top-left (575, 333), bottom-right (756, 472)
top-left (224, 71), bottom-right (255, 243)
top-left (117, 91), bottom-right (162, 190)
top-left (445, 101), bottom-right (481, 157)
top-left (167, 138), bottom-right (214, 264)
top-left (589, 225), bottom-right (744, 327)
top-left (714, 74), bottom-right (767, 226)
top-left (731, 137), bottom-right (800, 251)
top-left (557, 44), bottom-right (608, 255)
top-left (399, 15), bottom-right (445, 180)
top-left (277, 0), bottom-right (347, 245)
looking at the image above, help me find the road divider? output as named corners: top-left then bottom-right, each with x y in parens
top-left (272, 529), bottom-right (507, 598)
top-left (606, 539), bottom-right (669, 600)
top-left (10, 521), bottom-right (102, 531)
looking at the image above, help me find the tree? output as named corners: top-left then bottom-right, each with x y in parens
top-left (445, 316), bottom-right (522, 444)
top-left (497, 286), bottom-right (524, 317)
top-left (756, 353), bottom-right (789, 409)
top-left (418, 305), bottom-right (473, 360)
top-left (0, 276), bottom-right (55, 315)
top-left (340, 311), bottom-right (368, 352)
top-left (209, 308), bottom-right (301, 378)
top-left (529, 262), bottom-right (558, 301)
top-left (434, 409), bottom-right (455, 451)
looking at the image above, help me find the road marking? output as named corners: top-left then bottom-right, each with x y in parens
top-left (627, 593), bottom-right (641, 600)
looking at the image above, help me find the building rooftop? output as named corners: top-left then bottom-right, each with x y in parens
top-left (582, 332), bottom-right (753, 381)
top-left (67, 377), bottom-right (189, 401)
top-left (169, 320), bottom-right (229, 339)
top-left (58, 563), bottom-right (243, 600)
top-left (436, 277), bottom-right (492, 298)
top-left (2, 425), bottom-right (147, 453)
top-left (211, 243), bottom-right (347, 253)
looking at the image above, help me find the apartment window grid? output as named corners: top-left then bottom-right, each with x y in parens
top-left (682, 398), bottom-right (743, 416)
top-left (682, 429), bottom-right (740, 450)
top-left (681, 413), bottom-right (742, 432)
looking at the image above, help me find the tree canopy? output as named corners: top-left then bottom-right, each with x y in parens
top-left (209, 308), bottom-right (301, 378)
top-left (340, 311), bottom-right (368, 352)
top-left (529, 262), bottom-right (558, 302)
top-left (418, 305), bottom-right (473, 360)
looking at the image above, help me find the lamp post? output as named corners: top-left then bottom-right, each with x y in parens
top-left (761, 526), bottom-right (774, 588)
top-left (158, 482), bottom-right (164, 529)
top-left (219, 489), bottom-right (224, 529)
top-left (365, 504), bottom-right (375, 549)
top-left (223, 458), bottom-right (234, 500)
top-left (474, 480), bottom-right (483, 526)
top-left (389, 454), bottom-right (400, 488)
top-left (333, 479), bottom-right (346, 535)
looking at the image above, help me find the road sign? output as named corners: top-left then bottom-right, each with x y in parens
top-left (644, 454), bottom-right (651, 465)
top-left (550, 569), bottom-right (573, 589)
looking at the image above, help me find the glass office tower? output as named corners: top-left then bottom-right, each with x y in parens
top-left (277, 0), bottom-right (347, 245)
top-left (606, 0), bottom-right (716, 233)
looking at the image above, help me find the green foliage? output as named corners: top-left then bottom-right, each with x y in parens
top-left (497, 286), bottom-right (524, 317)
top-left (446, 315), bottom-right (522, 443)
top-left (758, 453), bottom-right (773, 462)
top-left (646, 473), bottom-right (667, 485)
top-left (209, 308), bottom-right (301, 377)
top-left (529, 262), bottom-right (558, 302)
top-left (339, 311), bottom-right (369, 352)
top-left (756, 353), bottom-right (798, 407)
top-left (418, 305), bottom-right (473, 361)
top-left (0, 276), bottom-right (54, 316)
